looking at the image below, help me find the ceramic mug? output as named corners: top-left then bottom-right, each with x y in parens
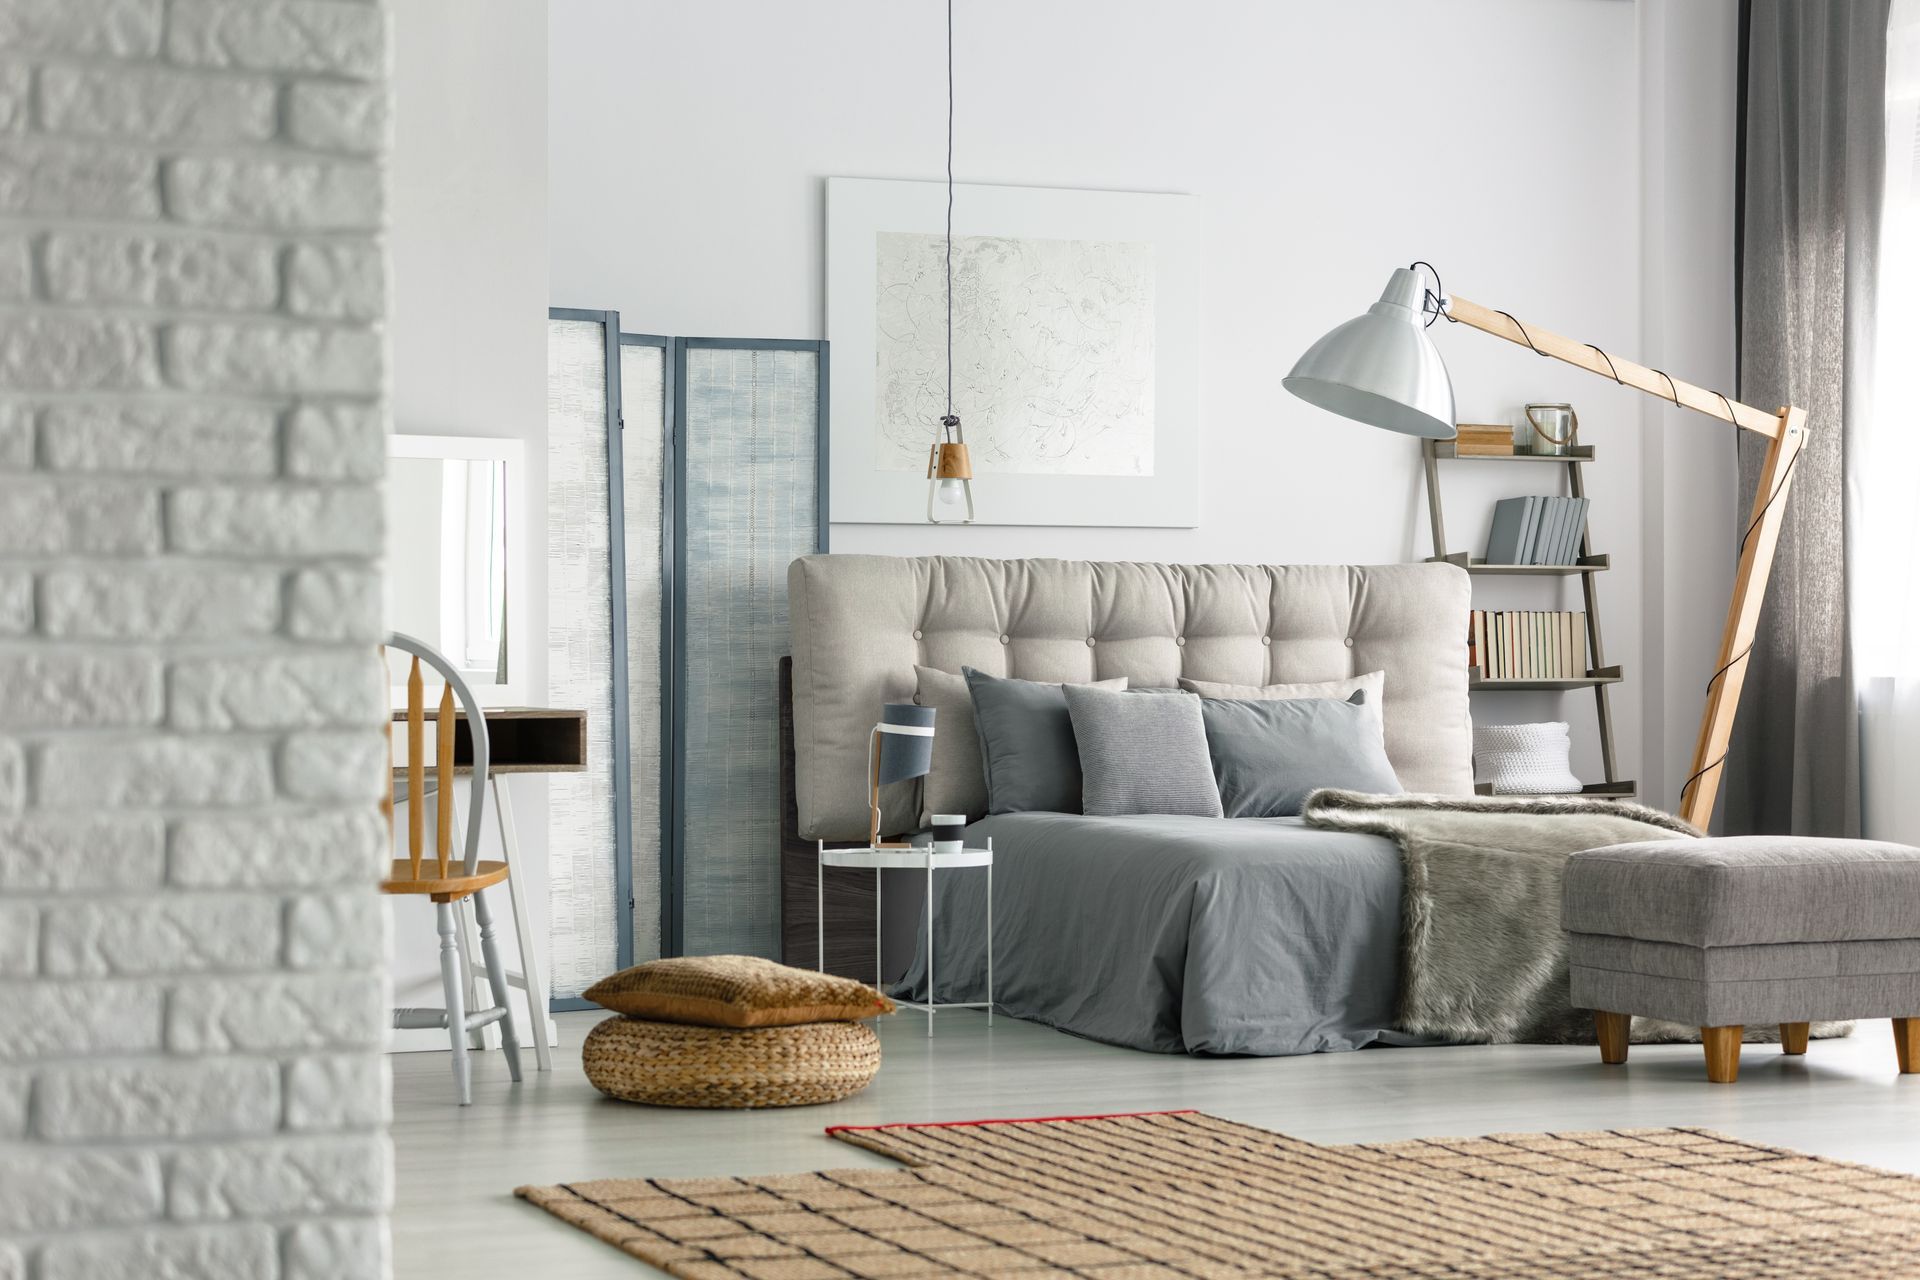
top-left (930, 813), bottom-right (966, 855)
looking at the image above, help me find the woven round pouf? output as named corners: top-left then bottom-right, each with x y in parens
top-left (581, 1016), bottom-right (881, 1108)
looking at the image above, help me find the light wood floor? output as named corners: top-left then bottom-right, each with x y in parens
top-left (392, 1010), bottom-right (1920, 1278)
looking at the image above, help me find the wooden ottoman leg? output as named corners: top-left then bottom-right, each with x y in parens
top-left (1702, 1026), bottom-right (1743, 1083)
top-left (1896, 1018), bottom-right (1919, 1075)
top-left (1595, 1011), bottom-right (1630, 1065)
top-left (1780, 1022), bottom-right (1809, 1055)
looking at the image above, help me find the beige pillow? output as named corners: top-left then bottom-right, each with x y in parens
top-left (914, 665), bottom-right (1127, 825)
top-left (583, 955), bottom-right (894, 1028)
top-left (1179, 669), bottom-right (1385, 706)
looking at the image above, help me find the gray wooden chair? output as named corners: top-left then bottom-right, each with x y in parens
top-left (381, 631), bottom-right (523, 1105)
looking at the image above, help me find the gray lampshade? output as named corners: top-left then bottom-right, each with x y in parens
top-left (1283, 266), bottom-right (1457, 440)
top-left (875, 702), bottom-right (936, 784)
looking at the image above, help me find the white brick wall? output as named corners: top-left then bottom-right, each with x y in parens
top-left (0, 2), bottom-right (393, 1274)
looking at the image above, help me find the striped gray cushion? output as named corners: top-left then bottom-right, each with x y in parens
top-left (1064, 685), bottom-right (1222, 818)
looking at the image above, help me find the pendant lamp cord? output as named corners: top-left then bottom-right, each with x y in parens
top-left (942, 0), bottom-right (957, 441)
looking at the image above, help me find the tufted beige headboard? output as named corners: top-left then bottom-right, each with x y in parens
top-left (787, 555), bottom-right (1474, 841)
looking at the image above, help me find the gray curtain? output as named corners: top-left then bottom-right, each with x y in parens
top-left (1724, 0), bottom-right (1888, 836)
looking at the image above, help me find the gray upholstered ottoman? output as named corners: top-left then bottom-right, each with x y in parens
top-left (1563, 836), bottom-right (1920, 1083)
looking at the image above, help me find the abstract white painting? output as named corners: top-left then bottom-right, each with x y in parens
top-left (827, 178), bottom-right (1198, 526)
top-left (874, 232), bottom-right (1156, 478)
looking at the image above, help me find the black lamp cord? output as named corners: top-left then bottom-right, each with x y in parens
top-left (1405, 259), bottom-right (1797, 817)
top-left (1411, 260), bottom-right (1446, 328)
top-left (940, 0), bottom-right (959, 444)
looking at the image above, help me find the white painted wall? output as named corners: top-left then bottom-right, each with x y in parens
top-left (390, 0), bottom-right (553, 1045)
top-left (1637, 0), bottom-right (1740, 817)
top-left (552, 0), bottom-right (1741, 801)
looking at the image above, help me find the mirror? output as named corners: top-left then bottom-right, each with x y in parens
top-left (386, 434), bottom-right (526, 704)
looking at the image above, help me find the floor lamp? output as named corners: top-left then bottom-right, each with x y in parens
top-left (1285, 264), bottom-right (1807, 830)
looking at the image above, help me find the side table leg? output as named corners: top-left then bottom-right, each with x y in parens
top-left (986, 853), bottom-right (994, 1027)
top-left (874, 867), bottom-right (883, 991)
top-left (816, 842), bottom-right (825, 972)
top-left (926, 855), bottom-right (935, 1039)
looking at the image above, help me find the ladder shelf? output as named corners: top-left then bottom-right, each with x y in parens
top-left (1422, 437), bottom-right (1629, 798)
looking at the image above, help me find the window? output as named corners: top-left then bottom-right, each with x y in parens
top-left (1859, 0), bottom-right (1920, 677)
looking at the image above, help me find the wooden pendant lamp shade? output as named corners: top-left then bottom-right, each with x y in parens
top-left (928, 441), bottom-right (971, 481)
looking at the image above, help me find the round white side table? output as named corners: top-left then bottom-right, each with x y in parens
top-left (816, 838), bottom-right (993, 1037)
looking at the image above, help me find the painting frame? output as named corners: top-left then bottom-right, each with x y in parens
top-left (825, 177), bottom-right (1199, 527)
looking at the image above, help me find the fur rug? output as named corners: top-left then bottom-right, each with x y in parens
top-left (1300, 789), bottom-right (1850, 1046)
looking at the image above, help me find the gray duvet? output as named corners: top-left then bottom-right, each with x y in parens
top-left (891, 812), bottom-right (1408, 1056)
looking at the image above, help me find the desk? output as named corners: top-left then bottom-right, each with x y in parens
top-left (391, 706), bottom-right (587, 774)
top-left (391, 706), bottom-right (585, 1071)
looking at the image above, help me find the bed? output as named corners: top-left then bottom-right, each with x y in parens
top-left (784, 555), bottom-right (1473, 1055)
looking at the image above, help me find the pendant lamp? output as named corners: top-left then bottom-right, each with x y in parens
top-left (926, 0), bottom-right (973, 524)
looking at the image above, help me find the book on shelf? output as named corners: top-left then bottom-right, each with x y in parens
top-left (1565, 496), bottom-right (1590, 560)
top-left (1485, 497), bottom-right (1532, 564)
top-left (1483, 494), bottom-right (1590, 565)
top-left (1530, 503), bottom-right (1560, 566)
top-left (1468, 609), bottom-right (1587, 681)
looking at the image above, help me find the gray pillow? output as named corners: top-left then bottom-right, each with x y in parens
top-left (1200, 690), bottom-right (1402, 818)
top-left (1062, 684), bottom-right (1222, 818)
top-left (916, 666), bottom-right (1126, 823)
top-left (963, 668), bottom-right (1129, 815)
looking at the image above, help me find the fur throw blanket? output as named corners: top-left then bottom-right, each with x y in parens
top-left (1300, 789), bottom-right (1849, 1046)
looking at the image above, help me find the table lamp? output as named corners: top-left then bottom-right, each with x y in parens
top-left (1285, 263), bottom-right (1808, 830)
top-left (869, 703), bottom-right (935, 849)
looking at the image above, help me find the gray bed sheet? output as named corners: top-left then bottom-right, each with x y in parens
top-left (892, 812), bottom-right (1408, 1056)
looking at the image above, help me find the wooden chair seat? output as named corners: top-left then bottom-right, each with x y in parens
top-left (381, 859), bottom-right (511, 901)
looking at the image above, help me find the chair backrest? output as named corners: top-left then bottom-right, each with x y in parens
top-left (384, 631), bottom-right (491, 879)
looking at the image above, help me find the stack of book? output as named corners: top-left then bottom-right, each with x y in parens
top-left (1469, 610), bottom-right (1587, 681)
top-left (1484, 495), bottom-right (1589, 565)
top-left (1453, 424), bottom-right (1514, 456)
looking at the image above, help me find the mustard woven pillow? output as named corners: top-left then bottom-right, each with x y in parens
top-left (583, 955), bottom-right (895, 1028)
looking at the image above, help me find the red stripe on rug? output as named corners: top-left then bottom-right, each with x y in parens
top-left (825, 1109), bottom-right (1200, 1135)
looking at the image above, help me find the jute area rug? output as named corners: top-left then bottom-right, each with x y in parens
top-left (517, 1110), bottom-right (1920, 1278)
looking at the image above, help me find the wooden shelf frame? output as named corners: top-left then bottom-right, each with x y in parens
top-left (1432, 442), bottom-right (1596, 463)
top-left (1469, 665), bottom-right (1623, 692)
top-left (1427, 551), bottom-right (1610, 577)
top-left (1424, 438), bottom-right (1625, 794)
top-left (1474, 780), bottom-right (1637, 799)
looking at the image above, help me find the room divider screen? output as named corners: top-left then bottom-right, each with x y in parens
top-left (546, 311), bottom-right (825, 1004)
top-left (545, 310), bottom-right (631, 1003)
top-left (619, 334), bottom-right (670, 971)
top-left (673, 340), bottom-right (828, 959)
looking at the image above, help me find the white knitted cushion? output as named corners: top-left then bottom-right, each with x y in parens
top-left (1473, 722), bottom-right (1581, 795)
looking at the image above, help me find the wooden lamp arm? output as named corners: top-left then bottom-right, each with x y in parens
top-left (1445, 294), bottom-right (1785, 437)
top-left (1440, 292), bottom-right (1808, 832)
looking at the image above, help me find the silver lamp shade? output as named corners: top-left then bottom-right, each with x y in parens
top-left (1284, 267), bottom-right (1457, 440)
